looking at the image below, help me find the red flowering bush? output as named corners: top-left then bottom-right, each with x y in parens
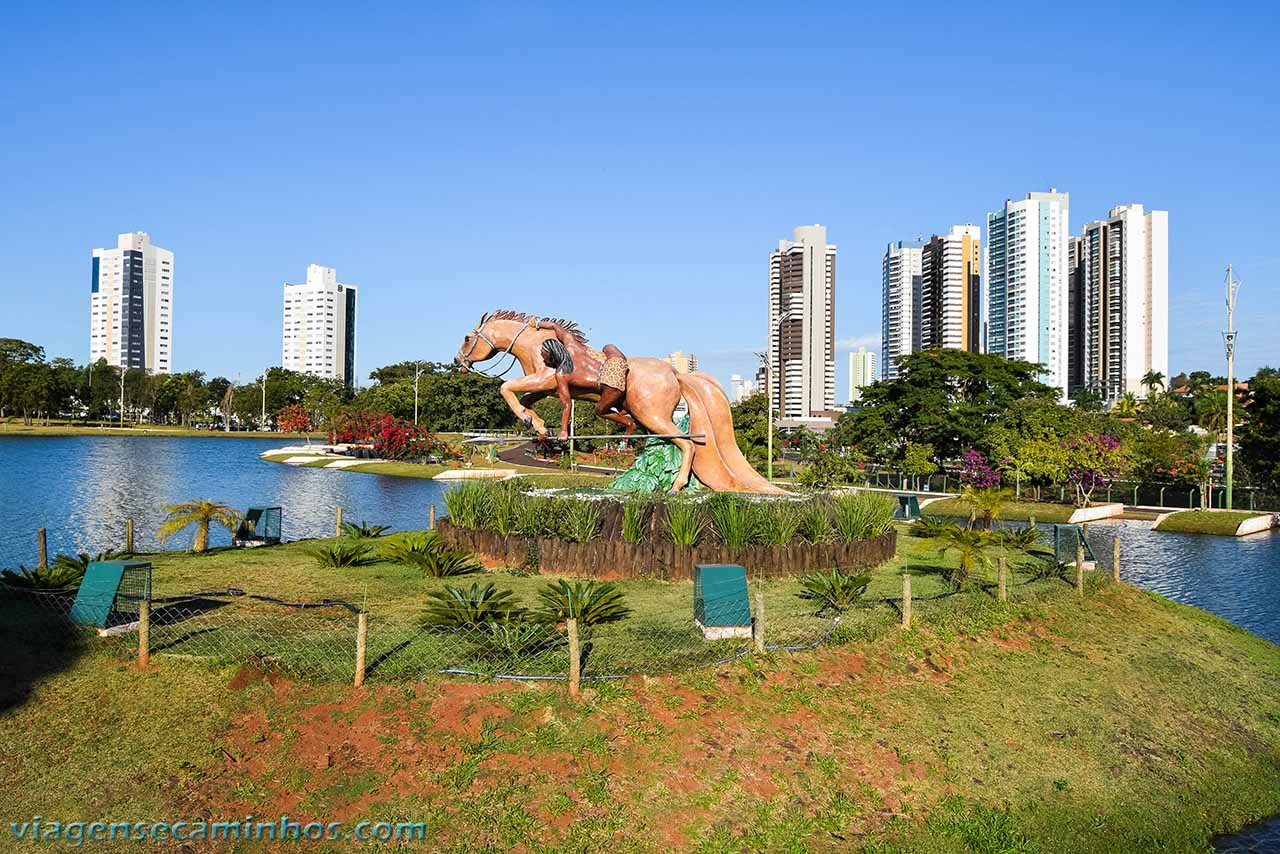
top-left (277, 404), bottom-right (312, 435)
top-left (329, 409), bottom-right (453, 461)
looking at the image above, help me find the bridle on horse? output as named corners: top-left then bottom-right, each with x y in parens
top-left (457, 314), bottom-right (529, 379)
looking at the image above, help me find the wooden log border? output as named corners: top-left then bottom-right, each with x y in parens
top-left (436, 518), bottom-right (896, 580)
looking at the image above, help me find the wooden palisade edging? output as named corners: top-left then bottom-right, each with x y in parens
top-left (436, 517), bottom-right (896, 580)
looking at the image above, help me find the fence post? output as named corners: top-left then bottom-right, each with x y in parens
top-left (429, 503), bottom-right (436, 531)
top-left (901, 574), bottom-right (912, 629)
top-left (998, 557), bottom-right (1008, 603)
top-left (1075, 542), bottom-right (1085, 596)
top-left (126, 518), bottom-right (135, 554)
top-left (753, 590), bottom-right (765, 654)
top-left (138, 598), bottom-right (150, 668)
top-left (37, 528), bottom-right (47, 569)
top-left (335, 506), bottom-right (343, 537)
top-left (1028, 515), bottom-right (1036, 532)
top-left (567, 618), bottom-right (581, 698)
top-left (353, 611), bottom-right (368, 688)
top-left (1112, 537), bottom-right (1121, 583)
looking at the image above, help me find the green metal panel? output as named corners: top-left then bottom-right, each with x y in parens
top-left (1052, 525), bottom-right (1097, 564)
top-left (236, 506), bottom-right (282, 542)
top-left (70, 560), bottom-right (151, 627)
top-left (693, 564), bottom-right (751, 627)
top-left (897, 495), bottom-right (921, 519)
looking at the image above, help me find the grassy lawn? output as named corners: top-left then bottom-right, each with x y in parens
top-left (1155, 509), bottom-right (1266, 535)
top-left (259, 450), bottom-right (615, 488)
top-left (0, 418), bottom-right (316, 439)
top-left (4, 527), bottom-right (1280, 851)
top-left (923, 496), bottom-right (1077, 524)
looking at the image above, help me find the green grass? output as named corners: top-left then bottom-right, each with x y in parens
top-left (0, 419), bottom-right (315, 439)
top-left (1155, 509), bottom-right (1269, 535)
top-left (4, 526), bottom-right (1280, 851)
top-left (923, 496), bottom-right (1077, 523)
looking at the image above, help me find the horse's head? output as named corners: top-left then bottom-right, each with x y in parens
top-left (455, 312), bottom-right (532, 374)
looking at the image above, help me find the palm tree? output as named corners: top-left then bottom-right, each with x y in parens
top-left (1114, 393), bottom-right (1140, 418)
top-left (959, 486), bottom-right (1012, 531)
top-left (936, 526), bottom-right (993, 589)
top-left (1141, 371), bottom-right (1166, 396)
top-left (156, 499), bottom-right (241, 553)
top-left (1195, 390), bottom-right (1229, 437)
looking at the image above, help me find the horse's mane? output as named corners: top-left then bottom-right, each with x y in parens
top-left (487, 310), bottom-right (588, 344)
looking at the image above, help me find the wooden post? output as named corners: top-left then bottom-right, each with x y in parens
top-left (138, 599), bottom-right (150, 668)
top-left (428, 503), bottom-right (436, 531)
top-left (37, 528), bottom-right (47, 569)
top-left (353, 611), bottom-right (368, 688)
top-left (125, 518), bottom-right (135, 554)
top-left (1112, 537), bottom-right (1121, 583)
top-left (567, 618), bottom-right (581, 698)
top-left (335, 506), bottom-right (344, 537)
top-left (1028, 515), bottom-right (1036, 531)
top-left (997, 557), bottom-right (1008, 603)
top-left (901, 574), bottom-right (912, 630)
top-left (753, 590), bottom-right (765, 654)
top-left (1075, 542), bottom-right (1085, 596)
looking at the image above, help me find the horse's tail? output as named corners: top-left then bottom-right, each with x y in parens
top-left (676, 372), bottom-right (789, 494)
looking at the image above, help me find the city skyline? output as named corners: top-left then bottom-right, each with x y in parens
top-left (4, 5), bottom-right (1276, 394)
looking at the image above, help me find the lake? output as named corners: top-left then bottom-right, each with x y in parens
top-left (0, 435), bottom-right (451, 567)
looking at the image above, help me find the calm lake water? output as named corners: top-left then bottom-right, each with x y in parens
top-left (0, 435), bottom-right (450, 567)
top-left (1, 434), bottom-right (1277, 846)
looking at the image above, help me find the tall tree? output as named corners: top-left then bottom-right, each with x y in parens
top-left (1239, 369), bottom-right (1280, 494)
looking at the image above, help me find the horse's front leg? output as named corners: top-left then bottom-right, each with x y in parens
top-left (501, 372), bottom-right (557, 435)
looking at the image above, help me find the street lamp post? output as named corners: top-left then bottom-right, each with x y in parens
top-left (260, 370), bottom-right (267, 430)
top-left (1224, 265), bottom-right (1240, 509)
top-left (413, 361), bottom-right (424, 425)
top-left (762, 311), bottom-right (793, 481)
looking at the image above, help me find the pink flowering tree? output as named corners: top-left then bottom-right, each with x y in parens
top-left (958, 449), bottom-right (1010, 530)
top-left (1062, 433), bottom-right (1130, 507)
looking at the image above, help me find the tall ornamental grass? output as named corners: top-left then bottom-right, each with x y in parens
top-left (831, 493), bottom-right (895, 543)
top-left (443, 480), bottom-right (491, 530)
top-left (665, 499), bottom-right (706, 546)
top-left (622, 497), bottom-right (651, 544)
top-left (707, 493), bottom-right (761, 549)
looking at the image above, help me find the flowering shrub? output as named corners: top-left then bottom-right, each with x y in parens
top-left (329, 409), bottom-right (458, 461)
top-left (1061, 433), bottom-right (1130, 507)
top-left (959, 449), bottom-right (1002, 488)
top-left (276, 403), bottom-right (312, 435)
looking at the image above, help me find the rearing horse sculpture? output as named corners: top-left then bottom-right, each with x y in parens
top-left (455, 310), bottom-right (786, 494)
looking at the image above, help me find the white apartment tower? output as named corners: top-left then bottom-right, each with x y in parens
top-left (881, 240), bottom-right (923, 380)
top-left (282, 264), bottom-right (358, 386)
top-left (769, 225), bottom-right (836, 419)
top-left (89, 232), bottom-right (174, 373)
top-left (986, 190), bottom-right (1071, 396)
top-left (848, 347), bottom-right (877, 402)
top-left (1069, 205), bottom-right (1169, 401)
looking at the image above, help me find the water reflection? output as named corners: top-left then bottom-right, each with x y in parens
top-left (0, 436), bottom-right (450, 566)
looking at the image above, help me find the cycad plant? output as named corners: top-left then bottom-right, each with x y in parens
top-left (51, 550), bottom-right (124, 575)
top-left (413, 549), bottom-right (482, 578)
top-left (381, 531), bottom-right (445, 565)
top-left (2, 563), bottom-right (88, 590)
top-left (797, 567), bottom-right (872, 614)
top-left (341, 520), bottom-right (392, 539)
top-left (533, 579), bottom-right (632, 626)
top-left (471, 621), bottom-right (565, 660)
top-left (665, 499), bottom-right (706, 547)
top-left (937, 525), bottom-right (993, 589)
top-left (912, 515), bottom-right (952, 538)
top-left (959, 486), bottom-right (1012, 531)
top-left (309, 540), bottom-right (378, 568)
top-left (156, 499), bottom-right (241, 553)
top-left (421, 582), bottom-right (520, 627)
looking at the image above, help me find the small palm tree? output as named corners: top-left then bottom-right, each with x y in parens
top-left (156, 499), bottom-right (241, 553)
top-left (1141, 371), bottom-right (1165, 395)
top-left (1114, 393), bottom-right (1140, 418)
top-left (959, 486), bottom-right (1012, 531)
top-left (937, 526), bottom-right (993, 589)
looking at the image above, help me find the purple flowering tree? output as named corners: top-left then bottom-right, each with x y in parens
top-left (1062, 433), bottom-right (1130, 507)
top-left (958, 450), bottom-right (1008, 530)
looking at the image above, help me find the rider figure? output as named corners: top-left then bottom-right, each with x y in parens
top-left (538, 322), bottom-right (636, 440)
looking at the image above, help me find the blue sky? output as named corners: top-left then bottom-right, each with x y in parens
top-left (2, 2), bottom-right (1277, 395)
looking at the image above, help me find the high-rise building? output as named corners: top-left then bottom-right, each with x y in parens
top-left (986, 190), bottom-right (1071, 395)
top-left (729, 374), bottom-right (757, 403)
top-left (848, 347), bottom-right (877, 402)
top-left (920, 225), bottom-right (982, 352)
top-left (89, 232), bottom-right (174, 373)
top-left (282, 264), bottom-right (358, 386)
top-left (664, 351), bottom-right (699, 374)
top-left (769, 225), bottom-right (836, 418)
top-left (881, 240), bottom-right (922, 380)
top-left (1070, 204), bottom-right (1168, 402)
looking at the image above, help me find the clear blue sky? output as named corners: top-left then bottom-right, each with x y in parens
top-left (2, 2), bottom-right (1276, 395)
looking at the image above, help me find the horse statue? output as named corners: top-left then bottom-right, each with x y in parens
top-left (454, 310), bottom-right (785, 494)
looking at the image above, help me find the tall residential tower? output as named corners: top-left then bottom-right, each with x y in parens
top-left (848, 347), bottom-right (877, 402)
top-left (919, 225), bottom-right (982, 352)
top-left (986, 190), bottom-right (1070, 395)
top-left (89, 232), bottom-right (174, 374)
top-left (881, 240), bottom-right (922, 380)
top-left (282, 264), bottom-right (358, 386)
top-left (1070, 204), bottom-right (1168, 401)
top-left (768, 225), bottom-right (836, 419)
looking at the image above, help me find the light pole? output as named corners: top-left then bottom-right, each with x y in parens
top-left (1224, 265), bottom-right (1240, 509)
top-left (413, 361), bottom-right (424, 425)
top-left (260, 369), bottom-right (267, 431)
top-left (118, 366), bottom-right (126, 425)
top-left (762, 311), bottom-right (793, 481)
